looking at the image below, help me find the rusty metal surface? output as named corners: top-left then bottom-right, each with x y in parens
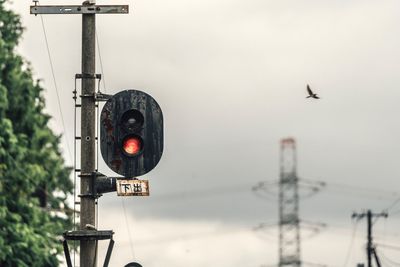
top-left (100, 90), bottom-right (163, 177)
top-left (30, 5), bottom-right (129, 15)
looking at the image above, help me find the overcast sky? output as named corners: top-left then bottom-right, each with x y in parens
top-left (10, 0), bottom-right (400, 266)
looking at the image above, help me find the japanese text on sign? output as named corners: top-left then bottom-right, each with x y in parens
top-left (116, 179), bottom-right (149, 196)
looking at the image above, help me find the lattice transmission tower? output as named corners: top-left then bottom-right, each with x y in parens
top-left (279, 138), bottom-right (301, 267)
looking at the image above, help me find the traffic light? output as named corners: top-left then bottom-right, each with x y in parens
top-left (100, 89), bottom-right (163, 177)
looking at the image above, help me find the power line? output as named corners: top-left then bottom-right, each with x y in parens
top-left (342, 221), bottom-right (358, 267)
top-left (95, 28), bottom-right (107, 93)
top-left (95, 22), bottom-right (136, 262)
top-left (39, 13), bottom-right (73, 163)
top-left (384, 197), bottom-right (400, 211)
top-left (379, 256), bottom-right (397, 267)
top-left (389, 209), bottom-right (400, 215)
top-left (318, 180), bottom-right (400, 201)
top-left (121, 198), bottom-right (136, 260)
top-left (253, 179), bottom-right (325, 199)
top-left (378, 250), bottom-right (400, 266)
top-left (133, 226), bottom-right (252, 246)
top-left (300, 220), bottom-right (327, 239)
top-left (253, 222), bottom-right (278, 241)
top-left (303, 179), bottom-right (399, 197)
top-left (256, 179), bottom-right (400, 202)
top-left (151, 182), bottom-right (255, 202)
top-left (375, 243), bottom-right (400, 251)
top-left (110, 178), bottom-right (400, 203)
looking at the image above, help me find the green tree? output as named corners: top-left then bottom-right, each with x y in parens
top-left (0, 1), bottom-right (73, 266)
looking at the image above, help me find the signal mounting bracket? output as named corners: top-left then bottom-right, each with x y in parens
top-left (95, 92), bottom-right (112, 101)
top-left (79, 92), bottom-right (112, 102)
top-left (78, 171), bottom-right (106, 199)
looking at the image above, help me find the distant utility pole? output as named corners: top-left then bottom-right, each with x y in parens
top-left (31, 2), bottom-right (128, 266)
top-left (352, 210), bottom-right (388, 267)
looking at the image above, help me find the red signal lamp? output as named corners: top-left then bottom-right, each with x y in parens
top-left (122, 136), bottom-right (142, 156)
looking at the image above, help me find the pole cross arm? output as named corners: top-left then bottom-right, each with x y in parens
top-left (30, 5), bottom-right (129, 15)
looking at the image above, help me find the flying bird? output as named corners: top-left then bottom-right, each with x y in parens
top-left (306, 84), bottom-right (320, 99)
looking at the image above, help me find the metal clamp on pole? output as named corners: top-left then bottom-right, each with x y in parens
top-left (78, 172), bottom-right (106, 199)
top-left (95, 92), bottom-right (112, 101)
top-left (75, 73), bottom-right (102, 80)
top-left (79, 92), bottom-right (112, 102)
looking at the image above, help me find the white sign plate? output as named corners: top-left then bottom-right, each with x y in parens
top-left (116, 179), bottom-right (149, 196)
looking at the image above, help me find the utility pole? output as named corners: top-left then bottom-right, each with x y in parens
top-left (31, 2), bottom-right (128, 266)
top-left (31, 2), bottom-right (163, 266)
top-left (367, 210), bottom-right (372, 267)
top-left (80, 2), bottom-right (96, 265)
top-left (352, 210), bottom-right (388, 267)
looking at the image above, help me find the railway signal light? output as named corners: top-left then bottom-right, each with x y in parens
top-left (100, 89), bottom-right (163, 177)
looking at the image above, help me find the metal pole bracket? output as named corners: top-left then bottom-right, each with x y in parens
top-left (63, 230), bottom-right (115, 267)
top-left (30, 5), bottom-right (129, 15)
top-left (78, 172), bottom-right (106, 199)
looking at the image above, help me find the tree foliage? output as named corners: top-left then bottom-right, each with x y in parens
top-left (0, 1), bottom-right (73, 266)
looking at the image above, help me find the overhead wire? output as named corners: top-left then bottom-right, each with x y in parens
top-left (318, 181), bottom-right (400, 203)
top-left (251, 181), bottom-right (279, 200)
top-left (376, 215), bottom-right (388, 251)
top-left (375, 243), bottom-right (400, 251)
top-left (252, 221), bottom-right (278, 241)
top-left (121, 199), bottom-right (136, 259)
top-left (38, 6), bottom-right (77, 265)
top-left (96, 29), bottom-right (107, 93)
top-left (153, 182), bottom-right (257, 202)
top-left (342, 220), bottom-right (358, 267)
top-left (384, 197), bottom-right (400, 212)
top-left (378, 249), bottom-right (400, 266)
top-left (320, 180), bottom-right (400, 200)
top-left (379, 257), bottom-right (396, 267)
top-left (252, 179), bottom-right (325, 200)
top-left (389, 209), bottom-right (400, 215)
top-left (300, 220), bottom-right (327, 239)
top-left (39, 12), bottom-right (73, 163)
top-left (133, 226), bottom-right (252, 246)
top-left (80, 176), bottom-right (400, 204)
top-left (253, 178), bottom-right (400, 203)
top-left (95, 27), bottom-right (138, 261)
